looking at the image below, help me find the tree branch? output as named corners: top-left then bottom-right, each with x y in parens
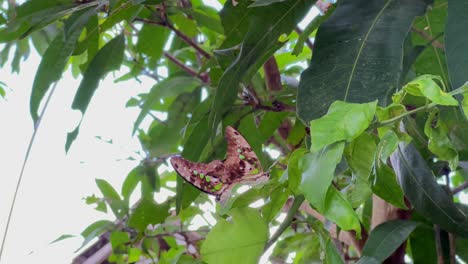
top-left (133, 17), bottom-right (211, 59)
top-left (163, 52), bottom-right (209, 83)
top-left (263, 56), bottom-right (283, 91)
top-left (452, 181), bottom-right (468, 194)
top-left (411, 27), bottom-right (445, 51)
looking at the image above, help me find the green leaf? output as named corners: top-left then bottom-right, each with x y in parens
top-left (403, 75), bottom-right (458, 105)
top-left (358, 220), bottom-right (419, 263)
top-left (0, 1), bottom-right (97, 42)
top-left (201, 207), bottom-right (268, 264)
top-left (110, 231), bottom-right (130, 249)
top-left (50, 234), bottom-right (75, 244)
top-left (128, 198), bottom-right (169, 232)
top-left (121, 166), bottom-right (143, 202)
top-left (30, 8), bottom-right (95, 122)
top-left (297, 0), bottom-right (429, 122)
top-left (137, 24), bottom-right (169, 64)
top-left (262, 187), bottom-right (290, 223)
top-left (128, 248), bottom-right (142, 262)
top-left (424, 108), bottom-right (458, 169)
top-left (391, 143), bottom-right (468, 237)
top-left (272, 233), bottom-right (321, 262)
top-left (323, 186), bottom-right (362, 232)
top-left (209, 0), bottom-right (313, 135)
top-left (219, 0), bottom-right (253, 48)
top-left (412, 0), bottom-right (448, 84)
top-left (463, 92), bottom-right (468, 118)
top-left (66, 34), bottom-right (125, 151)
top-left (344, 133), bottom-right (375, 207)
top-left (96, 179), bottom-right (126, 218)
top-left (287, 148), bottom-right (308, 193)
top-left (298, 142), bottom-right (345, 211)
top-left (77, 220), bottom-right (114, 252)
top-left (249, 0), bottom-right (289, 7)
top-left (409, 214), bottom-right (438, 264)
top-left (310, 101), bottom-right (377, 152)
top-left (191, 9), bottom-right (224, 34)
top-left (310, 220), bottom-right (345, 264)
top-left (445, 0), bottom-right (468, 89)
top-left (133, 77), bottom-right (201, 134)
top-left (376, 130), bottom-right (399, 162)
top-left (372, 161), bottom-right (407, 209)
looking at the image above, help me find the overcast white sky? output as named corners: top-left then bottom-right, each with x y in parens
top-left (0, 48), bottom-right (151, 263)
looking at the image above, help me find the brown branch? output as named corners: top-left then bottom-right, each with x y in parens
top-left (263, 56), bottom-right (283, 91)
top-left (435, 225), bottom-right (445, 264)
top-left (134, 18), bottom-right (212, 59)
top-left (294, 27), bottom-right (314, 50)
top-left (163, 52), bottom-right (209, 83)
top-left (411, 27), bottom-right (445, 50)
top-left (452, 181), bottom-right (468, 194)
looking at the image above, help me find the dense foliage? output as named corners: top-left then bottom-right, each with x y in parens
top-left (1, 0), bottom-right (468, 263)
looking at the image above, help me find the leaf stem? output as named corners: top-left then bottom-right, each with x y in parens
top-left (0, 83), bottom-right (58, 262)
top-left (265, 195), bottom-right (305, 250)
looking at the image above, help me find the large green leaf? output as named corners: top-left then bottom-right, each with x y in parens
top-left (128, 198), bottom-right (170, 233)
top-left (133, 77), bottom-right (202, 134)
top-left (96, 178), bottom-right (126, 218)
top-left (391, 143), bottom-right (468, 237)
top-left (424, 108), bottom-right (458, 169)
top-left (77, 219), bottom-right (114, 252)
top-left (323, 186), bottom-right (362, 232)
top-left (209, 0), bottom-right (313, 134)
top-left (297, 0), bottom-right (429, 122)
top-left (412, 0), bottom-right (448, 84)
top-left (344, 133), bottom-right (375, 207)
top-left (372, 161), bottom-right (407, 209)
top-left (201, 207), bottom-right (268, 264)
top-left (30, 8), bottom-right (95, 122)
top-left (219, 0), bottom-right (252, 48)
top-left (310, 101), bottom-right (377, 152)
top-left (298, 142), bottom-right (345, 211)
top-left (357, 220), bottom-right (419, 263)
top-left (0, 0), bottom-right (98, 42)
top-left (136, 24), bottom-right (169, 68)
top-left (66, 34), bottom-right (125, 151)
top-left (445, 0), bottom-right (468, 89)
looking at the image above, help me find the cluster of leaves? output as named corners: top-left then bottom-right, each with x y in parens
top-left (2, 0), bottom-right (468, 263)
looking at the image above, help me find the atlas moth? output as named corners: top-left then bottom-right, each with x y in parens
top-left (170, 126), bottom-right (269, 204)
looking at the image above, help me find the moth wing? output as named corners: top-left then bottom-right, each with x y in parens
top-left (170, 156), bottom-right (227, 196)
top-left (224, 126), bottom-right (263, 178)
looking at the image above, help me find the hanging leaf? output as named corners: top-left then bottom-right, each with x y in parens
top-left (298, 142), bottom-right (345, 211)
top-left (297, 0), bottom-right (429, 122)
top-left (201, 207), bottom-right (268, 264)
top-left (445, 0), bottom-right (468, 89)
top-left (310, 101), bottom-right (377, 152)
top-left (66, 34), bottom-right (125, 151)
top-left (391, 143), bottom-right (468, 237)
top-left (357, 220), bottom-right (419, 263)
top-left (30, 8), bottom-right (95, 122)
top-left (128, 198), bottom-right (170, 232)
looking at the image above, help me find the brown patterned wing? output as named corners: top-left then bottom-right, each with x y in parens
top-left (223, 126), bottom-right (264, 180)
top-left (170, 156), bottom-right (228, 197)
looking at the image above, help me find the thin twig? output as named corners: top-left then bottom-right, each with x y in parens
top-left (134, 17), bottom-right (211, 59)
top-left (0, 83), bottom-right (58, 262)
top-left (265, 195), bottom-right (305, 250)
top-left (411, 27), bottom-right (445, 50)
top-left (434, 225), bottom-right (445, 264)
top-left (163, 52), bottom-right (208, 83)
top-left (452, 181), bottom-right (468, 194)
